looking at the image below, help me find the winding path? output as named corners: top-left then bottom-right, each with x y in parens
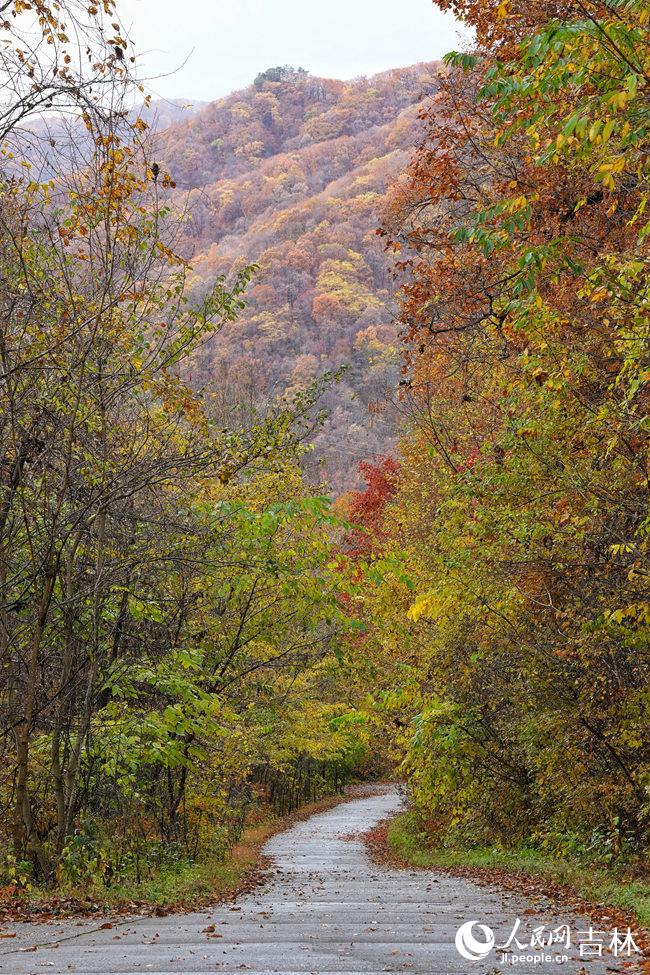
top-left (0, 785), bottom-right (625, 974)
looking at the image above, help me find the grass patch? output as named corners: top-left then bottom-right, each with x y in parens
top-left (388, 811), bottom-right (650, 927)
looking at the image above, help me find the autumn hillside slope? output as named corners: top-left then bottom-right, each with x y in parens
top-left (153, 64), bottom-right (441, 492)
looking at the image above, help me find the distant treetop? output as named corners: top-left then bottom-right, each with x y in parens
top-left (254, 65), bottom-right (308, 88)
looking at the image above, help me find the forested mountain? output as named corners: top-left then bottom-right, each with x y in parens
top-left (152, 64), bottom-right (440, 491)
top-left (2, 0), bottom-right (650, 921)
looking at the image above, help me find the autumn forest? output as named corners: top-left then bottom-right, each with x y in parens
top-left (1, 0), bottom-right (650, 917)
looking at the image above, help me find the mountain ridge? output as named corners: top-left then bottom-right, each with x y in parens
top-left (152, 63), bottom-right (441, 490)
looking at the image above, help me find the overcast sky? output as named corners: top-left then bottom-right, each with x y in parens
top-left (117, 0), bottom-right (470, 103)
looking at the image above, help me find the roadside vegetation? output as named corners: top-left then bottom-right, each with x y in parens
top-left (2, 0), bottom-right (650, 914)
top-left (387, 812), bottom-right (650, 927)
top-left (347, 0), bottom-right (650, 883)
top-left (0, 0), bottom-right (371, 911)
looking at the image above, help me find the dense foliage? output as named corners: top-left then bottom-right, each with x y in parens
top-left (3, 0), bottom-right (649, 900)
top-left (0, 3), bottom-right (368, 892)
top-left (352, 0), bottom-right (650, 858)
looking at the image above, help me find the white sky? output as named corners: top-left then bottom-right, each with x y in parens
top-left (117, 0), bottom-right (470, 102)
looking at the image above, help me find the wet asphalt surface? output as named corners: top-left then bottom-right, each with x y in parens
top-left (0, 785), bottom-right (630, 974)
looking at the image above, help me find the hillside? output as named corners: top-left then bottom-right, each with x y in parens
top-left (154, 64), bottom-right (440, 491)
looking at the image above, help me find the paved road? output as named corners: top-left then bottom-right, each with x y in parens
top-left (0, 785), bottom-right (630, 974)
